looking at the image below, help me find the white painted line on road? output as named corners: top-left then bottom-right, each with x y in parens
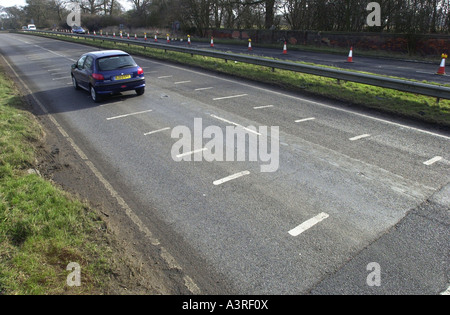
top-left (47, 68), bottom-right (62, 72)
top-left (213, 94), bottom-right (248, 101)
top-left (50, 72), bottom-right (68, 76)
top-left (52, 76), bottom-right (71, 81)
top-left (158, 75), bottom-right (173, 79)
top-left (415, 71), bottom-right (435, 75)
top-left (210, 114), bottom-right (261, 136)
top-left (253, 105), bottom-right (274, 110)
top-left (195, 87), bottom-right (214, 91)
top-left (349, 134), bottom-right (371, 141)
top-left (174, 81), bottom-right (192, 85)
top-left (423, 156), bottom-right (443, 166)
top-left (213, 171), bottom-right (250, 186)
top-left (144, 127), bottom-right (171, 136)
top-left (134, 58), bottom-right (450, 141)
top-left (289, 212), bottom-right (330, 237)
top-left (295, 117), bottom-right (316, 123)
top-left (440, 286), bottom-right (450, 295)
top-left (176, 148), bottom-right (207, 159)
top-left (106, 109), bottom-right (153, 121)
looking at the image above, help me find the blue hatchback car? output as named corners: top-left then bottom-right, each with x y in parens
top-left (71, 50), bottom-right (145, 102)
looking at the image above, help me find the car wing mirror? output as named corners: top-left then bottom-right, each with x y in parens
top-left (71, 64), bottom-right (77, 70)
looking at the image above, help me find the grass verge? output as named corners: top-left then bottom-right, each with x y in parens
top-left (29, 32), bottom-right (450, 128)
top-left (0, 63), bottom-right (112, 295)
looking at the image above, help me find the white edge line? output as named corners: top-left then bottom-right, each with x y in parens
top-left (423, 156), bottom-right (443, 166)
top-left (213, 171), bottom-right (250, 186)
top-left (289, 213), bottom-right (330, 237)
top-left (107, 109), bottom-right (153, 121)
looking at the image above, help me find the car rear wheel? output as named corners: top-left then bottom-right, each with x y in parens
top-left (136, 87), bottom-right (145, 96)
top-left (90, 86), bottom-right (100, 103)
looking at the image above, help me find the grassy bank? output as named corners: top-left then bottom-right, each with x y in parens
top-left (30, 32), bottom-right (450, 127)
top-left (0, 64), bottom-right (112, 294)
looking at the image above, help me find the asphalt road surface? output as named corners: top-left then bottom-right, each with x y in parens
top-left (0, 33), bottom-right (448, 295)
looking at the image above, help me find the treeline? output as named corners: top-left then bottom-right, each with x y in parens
top-left (1, 0), bottom-right (449, 34)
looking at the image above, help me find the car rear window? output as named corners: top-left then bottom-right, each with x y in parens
top-left (97, 55), bottom-right (137, 71)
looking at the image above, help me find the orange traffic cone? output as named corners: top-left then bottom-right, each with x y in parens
top-left (347, 47), bottom-right (354, 63)
top-left (188, 35), bottom-right (191, 45)
top-left (167, 34), bottom-right (170, 43)
top-left (437, 53), bottom-right (447, 75)
top-left (211, 36), bottom-right (214, 47)
top-left (283, 41), bottom-right (287, 54)
top-left (154, 34), bottom-right (158, 42)
top-left (248, 39), bottom-right (252, 51)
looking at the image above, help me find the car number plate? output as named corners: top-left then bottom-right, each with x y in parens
top-left (115, 74), bottom-right (131, 80)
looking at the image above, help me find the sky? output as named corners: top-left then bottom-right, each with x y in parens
top-left (0, 0), bottom-right (133, 11)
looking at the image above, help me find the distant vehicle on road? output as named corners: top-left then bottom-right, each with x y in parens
top-left (71, 26), bottom-right (86, 34)
top-left (71, 50), bottom-right (146, 102)
top-left (27, 24), bottom-right (36, 30)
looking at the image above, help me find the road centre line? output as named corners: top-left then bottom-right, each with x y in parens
top-left (253, 105), bottom-right (274, 110)
top-left (295, 117), bottom-right (316, 123)
top-left (213, 94), bottom-right (248, 101)
top-left (210, 114), bottom-right (261, 136)
top-left (423, 156), bottom-right (443, 166)
top-left (135, 58), bottom-right (450, 141)
top-left (144, 127), bottom-right (171, 136)
top-left (289, 213), bottom-right (330, 237)
top-left (213, 171), bottom-right (250, 186)
top-left (174, 81), bottom-right (192, 84)
top-left (195, 87), bottom-right (214, 91)
top-left (107, 109), bottom-right (153, 121)
top-left (349, 134), bottom-right (371, 141)
top-left (158, 75), bottom-right (173, 79)
top-left (176, 148), bottom-right (207, 159)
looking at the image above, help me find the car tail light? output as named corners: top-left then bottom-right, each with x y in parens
top-left (137, 67), bottom-right (144, 75)
top-left (92, 73), bottom-right (104, 80)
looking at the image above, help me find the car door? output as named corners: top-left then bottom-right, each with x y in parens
top-left (78, 56), bottom-right (94, 89)
top-left (73, 55), bottom-right (87, 88)
top-left (79, 56), bottom-right (94, 89)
